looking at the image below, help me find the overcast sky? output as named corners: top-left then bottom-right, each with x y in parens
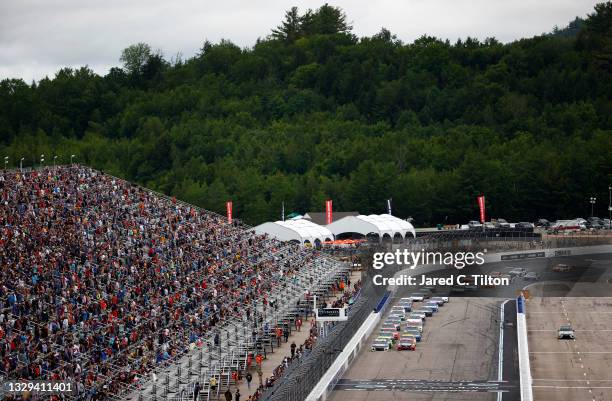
top-left (0, 0), bottom-right (600, 82)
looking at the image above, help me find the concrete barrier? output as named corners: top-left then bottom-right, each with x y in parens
top-left (484, 244), bottom-right (612, 263)
top-left (516, 296), bottom-right (533, 401)
top-left (305, 293), bottom-right (391, 401)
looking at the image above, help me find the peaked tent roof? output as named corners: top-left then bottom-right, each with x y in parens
top-left (326, 214), bottom-right (416, 238)
top-left (253, 219), bottom-right (334, 244)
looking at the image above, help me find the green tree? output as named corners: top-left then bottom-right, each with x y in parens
top-left (120, 43), bottom-right (152, 75)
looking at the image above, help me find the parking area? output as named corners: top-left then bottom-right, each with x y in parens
top-left (527, 297), bottom-right (612, 401)
top-left (329, 297), bottom-right (502, 401)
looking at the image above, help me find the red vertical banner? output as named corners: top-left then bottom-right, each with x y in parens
top-left (226, 201), bottom-right (233, 224)
top-left (477, 195), bottom-right (486, 223)
top-left (325, 200), bottom-right (333, 225)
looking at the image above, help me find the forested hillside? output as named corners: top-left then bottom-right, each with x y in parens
top-left (1, 3), bottom-right (611, 225)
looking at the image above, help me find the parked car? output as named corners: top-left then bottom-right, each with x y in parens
top-left (575, 218), bottom-right (588, 229)
top-left (378, 332), bottom-right (395, 345)
top-left (524, 272), bottom-right (539, 281)
top-left (558, 324), bottom-right (575, 340)
top-left (423, 302), bottom-right (439, 312)
top-left (380, 327), bottom-right (400, 340)
top-left (515, 222), bottom-right (534, 229)
top-left (389, 312), bottom-right (406, 322)
top-left (603, 219), bottom-right (611, 229)
top-left (403, 327), bottom-right (422, 341)
top-left (468, 220), bottom-right (483, 230)
top-left (492, 218), bottom-right (511, 228)
top-left (383, 321), bottom-right (401, 331)
top-left (409, 312), bottom-right (426, 321)
top-left (552, 263), bottom-right (572, 272)
top-left (484, 222), bottom-right (496, 229)
top-left (385, 316), bottom-right (402, 325)
top-left (413, 308), bottom-right (433, 317)
top-left (508, 267), bottom-right (527, 277)
top-left (409, 294), bottom-right (424, 302)
top-left (535, 219), bottom-right (551, 227)
top-left (429, 297), bottom-right (445, 306)
top-left (371, 338), bottom-right (391, 351)
top-left (405, 318), bottom-right (424, 331)
top-left (397, 335), bottom-right (417, 351)
top-left (586, 218), bottom-right (603, 229)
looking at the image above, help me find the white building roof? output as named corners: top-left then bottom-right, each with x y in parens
top-left (253, 219), bottom-right (334, 245)
top-left (326, 214), bottom-right (415, 239)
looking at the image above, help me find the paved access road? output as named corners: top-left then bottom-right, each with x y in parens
top-left (329, 297), bottom-right (512, 401)
top-left (527, 297), bottom-right (612, 401)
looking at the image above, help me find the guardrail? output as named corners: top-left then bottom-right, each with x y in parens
top-left (516, 296), bottom-right (533, 401)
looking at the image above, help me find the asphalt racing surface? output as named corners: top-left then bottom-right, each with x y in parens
top-left (527, 297), bottom-right (612, 401)
top-left (328, 297), bottom-right (516, 401)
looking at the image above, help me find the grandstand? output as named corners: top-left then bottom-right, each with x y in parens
top-left (0, 165), bottom-right (351, 401)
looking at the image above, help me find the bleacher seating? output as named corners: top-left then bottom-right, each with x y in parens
top-left (0, 166), bottom-right (350, 401)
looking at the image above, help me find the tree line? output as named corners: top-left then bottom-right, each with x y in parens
top-left (1, 3), bottom-right (611, 226)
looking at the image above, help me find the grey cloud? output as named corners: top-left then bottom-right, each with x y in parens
top-left (0, 0), bottom-right (600, 81)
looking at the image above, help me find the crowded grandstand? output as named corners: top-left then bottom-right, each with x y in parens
top-left (0, 166), bottom-right (352, 400)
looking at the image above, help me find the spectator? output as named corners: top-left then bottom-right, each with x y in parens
top-left (245, 372), bottom-right (252, 390)
top-left (275, 327), bottom-right (282, 347)
top-left (210, 377), bottom-right (218, 394)
top-left (193, 382), bottom-right (201, 401)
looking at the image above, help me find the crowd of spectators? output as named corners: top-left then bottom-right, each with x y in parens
top-left (0, 166), bottom-right (320, 400)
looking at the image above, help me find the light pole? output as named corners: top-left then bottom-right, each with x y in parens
top-left (40, 154), bottom-right (45, 167)
top-left (53, 155), bottom-right (57, 169)
top-left (70, 154), bottom-right (75, 165)
top-left (589, 197), bottom-right (596, 218)
top-left (608, 186), bottom-right (611, 230)
top-left (3, 156), bottom-right (7, 170)
top-left (20, 157), bottom-right (24, 173)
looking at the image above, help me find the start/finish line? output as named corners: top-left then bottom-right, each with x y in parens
top-left (334, 379), bottom-right (517, 392)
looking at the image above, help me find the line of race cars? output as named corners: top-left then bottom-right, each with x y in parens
top-left (371, 294), bottom-right (449, 352)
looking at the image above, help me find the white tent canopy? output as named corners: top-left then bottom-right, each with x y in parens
top-left (326, 214), bottom-right (416, 239)
top-left (253, 219), bottom-right (334, 245)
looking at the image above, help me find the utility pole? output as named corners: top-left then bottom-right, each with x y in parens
top-left (608, 185), bottom-right (612, 230)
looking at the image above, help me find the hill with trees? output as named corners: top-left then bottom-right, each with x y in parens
top-left (1, 3), bottom-right (611, 225)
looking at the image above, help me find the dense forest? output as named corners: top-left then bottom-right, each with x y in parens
top-left (1, 3), bottom-right (611, 226)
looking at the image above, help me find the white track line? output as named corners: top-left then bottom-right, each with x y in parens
top-left (533, 386), bottom-right (612, 389)
top-left (532, 379), bottom-right (612, 382)
top-left (529, 329), bottom-right (612, 332)
top-left (529, 351), bottom-right (612, 354)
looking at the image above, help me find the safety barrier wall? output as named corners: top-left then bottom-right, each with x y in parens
top-left (305, 291), bottom-right (392, 401)
top-left (516, 296), bottom-right (533, 401)
top-left (483, 244), bottom-right (612, 263)
top-left (374, 291), bottom-right (391, 313)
